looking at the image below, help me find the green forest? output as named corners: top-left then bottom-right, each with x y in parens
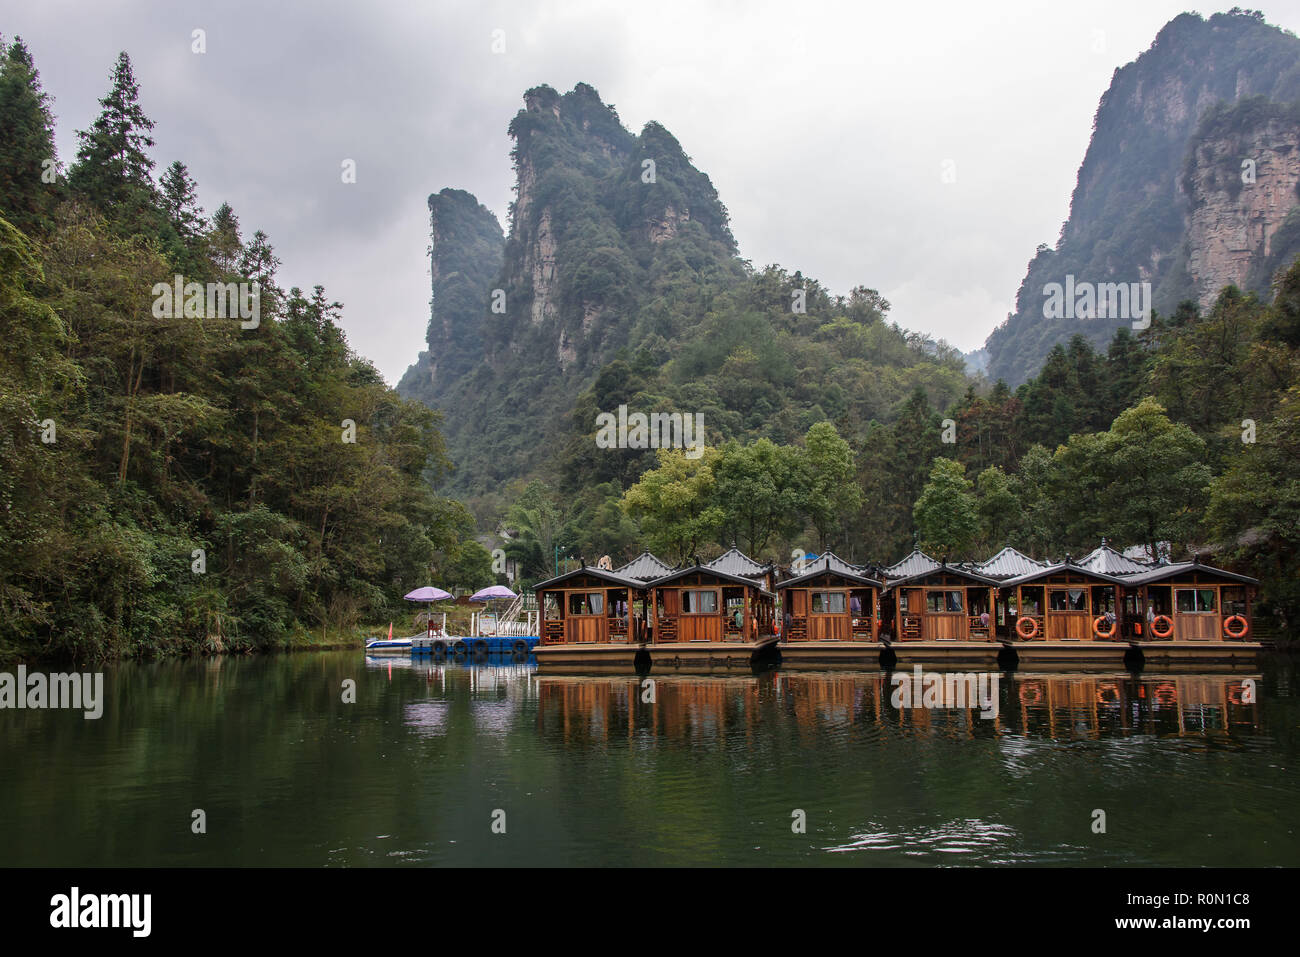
top-left (4, 31), bottom-right (1300, 665)
top-left (499, 273), bottom-right (1300, 638)
top-left (0, 41), bottom-right (493, 663)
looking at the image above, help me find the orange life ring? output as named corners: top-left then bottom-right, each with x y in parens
top-left (1150, 614), bottom-right (1174, 639)
top-left (1016, 616), bottom-right (1038, 640)
top-left (1227, 683), bottom-right (1246, 705)
top-left (1019, 683), bottom-right (1044, 706)
top-left (1096, 683), bottom-right (1120, 705)
top-left (1093, 616), bottom-right (1116, 639)
top-left (1153, 682), bottom-right (1177, 706)
top-left (1223, 615), bottom-right (1249, 639)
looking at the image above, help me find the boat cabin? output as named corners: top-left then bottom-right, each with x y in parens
top-left (777, 553), bottom-right (882, 642)
top-left (534, 567), bottom-right (650, 646)
top-left (1120, 560), bottom-right (1258, 641)
top-left (1000, 562), bottom-right (1126, 642)
top-left (649, 563), bottom-right (776, 644)
top-left (885, 564), bottom-right (998, 641)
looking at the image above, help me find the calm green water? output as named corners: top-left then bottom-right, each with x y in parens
top-left (1, 651), bottom-right (1296, 866)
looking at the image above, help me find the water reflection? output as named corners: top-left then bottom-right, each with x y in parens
top-left (534, 669), bottom-right (1264, 744)
top-left (0, 651), bottom-right (1289, 866)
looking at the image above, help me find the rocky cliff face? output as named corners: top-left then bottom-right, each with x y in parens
top-left (396, 188), bottom-right (504, 408)
top-left (1185, 106), bottom-right (1300, 308)
top-left (399, 83), bottom-right (743, 494)
top-left (983, 10), bottom-right (1300, 386)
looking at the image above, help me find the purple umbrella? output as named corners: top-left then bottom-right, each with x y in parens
top-left (470, 585), bottom-right (517, 635)
top-left (405, 586), bottom-right (452, 635)
top-left (469, 585), bottom-right (517, 601)
top-left (405, 586), bottom-right (453, 602)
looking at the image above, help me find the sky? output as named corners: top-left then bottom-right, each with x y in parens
top-left (5, 1), bottom-right (1300, 383)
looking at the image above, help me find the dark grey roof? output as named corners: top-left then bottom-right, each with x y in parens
top-left (780, 553), bottom-right (882, 589)
top-left (1001, 562), bottom-right (1128, 588)
top-left (704, 547), bottom-right (770, 581)
top-left (1076, 542), bottom-right (1150, 576)
top-left (885, 563), bottom-right (999, 588)
top-left (532, 565), bottom-right (645, 591)
top-left (1122, 561), bottom-right (1259, 587)
top-left (882, 549), bottom-right (940, 578)
top-left (614, 551), bottom-right (675, 582)
top-left (976, 546), bottom-right (1047, 580)
top-left (790, 551), bottom-right (865, 577)
top-left (649, 564), bottom-right (775, 598)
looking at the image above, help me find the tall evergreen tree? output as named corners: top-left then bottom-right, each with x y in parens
top-left (0, 37), bottom-right (59, 234)
top-left (159, 161), bottom-right (203, 241)
top-left (207, 202), bottom-right (242, 273)
top-left (68, 51), bottom-right (159, 231)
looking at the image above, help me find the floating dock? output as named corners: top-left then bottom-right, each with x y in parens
top-left (532, 635), bottom-right (1261, 674)
top-left (533, 636), bottom-right (779, 673)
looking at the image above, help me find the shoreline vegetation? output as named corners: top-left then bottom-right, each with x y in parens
top-left (0, 44), bottom-right (498, 666)
top-left (3, 36), bottom-right (1300, 667)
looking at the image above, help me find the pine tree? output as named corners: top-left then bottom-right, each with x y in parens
top-left (238, 229), bottom-right (283, 314)
top-left (68, 51), bottom-right (159, 229)
top-left (160, 160), bottom-right (203, 243)
top-left (207, 202), bottom-right (242, 273)
top-left (0, 37), bottom-right (59, 234)
top-left (158, 160), bottom-right (206, 274)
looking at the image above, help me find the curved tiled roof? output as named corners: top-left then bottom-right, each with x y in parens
top-left (704, 547), bottom-right (770, 581)
top-left (882, 549), bottom-right (940, 579)
top-left (615, 551), bottom-right (675, 582)
top-left (780, 552), bottom-right (882, 589)
top-left (976, 546), bottom-right (1047, 580)
top-left (1001, 561), bottom-right (1128, 588)
top-left (1076, 542), bottom-right (1150, 576)
top-left (1123, 561), bottom-right (1258, 586)
top-left (532, 565), bottom-right (644, 591)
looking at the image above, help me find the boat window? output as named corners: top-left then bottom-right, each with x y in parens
top-left (927, 590), bottom-right (963, 613)
top-left (568, 592), bottom-right (604, 615)
top-left (682, 589), bottom-right (718, 614)
top-left (543, 593), bottom-right (561, 620)
top-left (811, 591), bottom-right (846, 614)
top-left (1050, 589), bottom-right (1088, 611)
top-left (1176, 588), bottom-right (1216, 613)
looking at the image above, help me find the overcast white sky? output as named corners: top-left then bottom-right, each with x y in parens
top-left (6, 1), bottom-right (1299, 382)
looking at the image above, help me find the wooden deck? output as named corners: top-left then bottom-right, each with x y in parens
top-left (1003, 640), bottom-right (1131, 667)
top-left (779, 640), bottom-right (886, 666)
top-left (1131, 640), bottom-right (1262, 667)
top-left (534, 636), bottom-right (780, 673)
top-left (882, 640), bottom-right (1003, 667)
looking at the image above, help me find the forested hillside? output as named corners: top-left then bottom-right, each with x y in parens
top-left (0, 39), bottom-right (490, 662)
top-left (398, 83), bottom-right (972, 519)
top-left (495, 272), bottom-right (1300, 635)
top-left (395, 57), bottom-right (1300, 636)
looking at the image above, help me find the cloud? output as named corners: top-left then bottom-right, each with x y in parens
top-left (7, 0), bottom-right (1298, 383)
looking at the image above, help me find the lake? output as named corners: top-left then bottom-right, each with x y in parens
top-left (1, 651), bottom-right (1295, 866)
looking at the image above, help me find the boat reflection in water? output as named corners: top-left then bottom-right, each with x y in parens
top-left (365, 655), bottom-right (539, 737)
top-left (534, 669), bottom-right (1263, 743)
